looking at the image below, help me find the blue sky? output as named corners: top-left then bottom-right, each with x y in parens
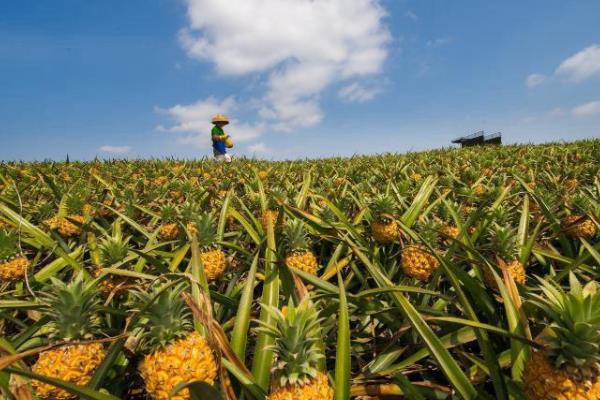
top-left (1, 0), bottom-right (599, 161)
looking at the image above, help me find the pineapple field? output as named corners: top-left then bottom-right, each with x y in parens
top-left (1, 139), bottom-right (600, 400)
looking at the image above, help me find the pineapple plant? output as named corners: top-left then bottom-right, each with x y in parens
top-left (401, 222), bottom-right (440, 281)
top-left (0, 229), bottom-right (29, 281)
top-left (562, 195), bottom-right (597, 239)
top-left (134, 283), bottom-right (217, 400)
top-left (370, 195), bottom-right (399, 244)
top-left (283, 220), bottom-right (318, 275)
top-left (31, 275), bottom-right (106, 399)
top-left (92, 229), bottom-right (131, 295)
top-left (257, 298), bottom-right (334, 400)
top-left (44, 193), bottom-right (88, 237)
top-left (437, 203), bottom-right (460, 245)
top-left (523, 275), bottom-right (600, 399)
top-left (158, 205), bottom-right (181, 240)
top-left (260, 191), bottom-right (282, 233)
top-left (483, 225), bottom-right (526, 288)
top-left (189, 213), bottom-right (227, 281)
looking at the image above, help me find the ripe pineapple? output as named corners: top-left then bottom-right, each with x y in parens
top-left (370, 195), bottom-right (399, 244)
top-left (562, 195), bottom-right (597, 239)
top-left (483, 225), bottom-right (526, 288)
top-left (134, 283), bottom-right (217, 400)
top-left (257, 298), bottom-right (334, 400)
top-left (283, 220), bottom-right (318, 275)
top-left (0, 230), bottom-right (29, 281)
top-left (44, 193), bottom-right (87, 237)
top-left (401, 222), bottom-right (440, 281)
top-left (189, 213), bottom-right (227, 281)
top-left (44, 215), bottom-right (85, 237)
top-left (158, 205), bottom-right (181, 240)
top-left (523, 275), bottom-right (600, 399)
top-left (31, 275), bottom-right (106, 399)
top-left (258, 170), bottom-right (269, 180)
top-left (562, 215), bottom-right (596, 238)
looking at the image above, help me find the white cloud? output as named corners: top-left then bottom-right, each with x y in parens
top-left (338, 82), bottom-right (382, 103)
top-left (426, 37), bottom-right (452, 48)
top-left (525, 73), bottom-right (546, 88)
top-left (99, 145), bottom-right (131, 154)
top-left (572, 100), bottom-right (600, 117)
top-left (248, 142), bottom-right (271, 154)
top-left (405, 11), bottom-right (418, 21)
top-left (179, 0), bottom-right (390, 131)
top-left (556, 44), bottom-right (600, 82)
top-left (156, 96), bottom-right (265, 148)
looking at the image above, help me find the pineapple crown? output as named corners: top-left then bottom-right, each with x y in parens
top-left (132, 282), bottom-right (193, 352)
top-left (570, 193), bottom-right (594, 215)
top-left (487, 224), bottom-right (519, 261)
top-left (371, 194), bottom-right (396, 223)
top-left (64, 191), bottom-right (87, 215)
top-left (0, 229), bottom-right (19, 260)
top-left (180, 202), bottom-right (201, 223)
top-left (283, 220), bottom-right (311, 253)
top-left (160, 204), bottom-right (178, 223)
top-left (98, 231), bottom-right (130, 266)
top-left (256, 298), bottom-right (324, 387)
top-left (416, 220), bottom-right (440, 245)
top-left (40, 274), bottom-right (102, 341)
top-left (530, 274), bottom-right (600, 370)
top-left (189, 213), bottom-right (218, 248)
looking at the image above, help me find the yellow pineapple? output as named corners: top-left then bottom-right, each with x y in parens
top-left (189, 213), bottom-right (227, 281)
top-left (564, 177), bottom-right (579, 192)
top-left (440, 224), bottom-right (460, 243)
top-left (31, 275), bottom-right (106, 399)
top-left (0, 230), bottom-right (29, 281)
top-left (158, 205), bottom-right (181, 240)
top-left (370, 195), bottom-right (399, 244)
top-left (562, 215), bottom-right (596, 238)
top-left (401, 245), bottom-right (439, 281)
top-left (258, 299), bottom-right (334, 400)
top-left (134, 283), bottom-right (218, 400)
top-left (258, 170), bottom-right (269, 180)
top-left (401, 222), bottom-right (440, 281)
top-left (44, 215), bottom-right (85, 237)
top-left (562, 195), bottom-right (598, 239)
top-left (523, 275), bottom-right (600, 399)
top-left (44, 193), bottom-right (88, 237)
top-left (283, 220), bottom-right (318, 275)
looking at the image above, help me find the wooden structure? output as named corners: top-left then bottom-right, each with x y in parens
top-left (452, 131), bottom-right (502, 148)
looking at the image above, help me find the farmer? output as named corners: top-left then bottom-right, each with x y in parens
top-left (211, 114), bottom-right (233, 162)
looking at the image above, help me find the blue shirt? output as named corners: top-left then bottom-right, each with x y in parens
top-left (211, 125), bottom-right (227, 154)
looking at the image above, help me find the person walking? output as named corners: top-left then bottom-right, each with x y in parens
top-left (211, 114), bottom-right (233, 162)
